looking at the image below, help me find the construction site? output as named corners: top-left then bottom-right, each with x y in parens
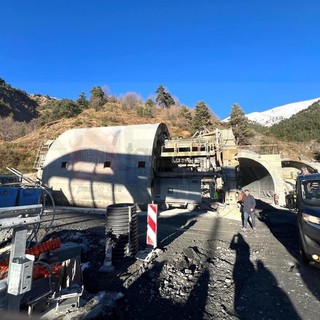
top-left (0, 122), bottom-right (319, 318)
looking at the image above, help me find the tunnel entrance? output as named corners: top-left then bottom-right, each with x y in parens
top-left (281, 160), bottom-right (317, 175)
top-left (237, 158), bottom-right (275, 202)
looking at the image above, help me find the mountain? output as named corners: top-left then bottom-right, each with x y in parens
top-left (269, 101), bottom-right (320, 142)
top-left (0, 78), bottom-right (39, 122)
top-left (246, 97), bottom-right (320, 127)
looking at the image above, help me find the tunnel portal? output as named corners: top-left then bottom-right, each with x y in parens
top-left (237, 157), bottom-right (275, 202)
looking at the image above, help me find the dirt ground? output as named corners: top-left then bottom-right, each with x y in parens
top-left (1, 202), bottom-right (320, 319)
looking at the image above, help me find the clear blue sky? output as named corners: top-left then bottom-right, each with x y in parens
top-left (1, 0), bottom-right (320, 119)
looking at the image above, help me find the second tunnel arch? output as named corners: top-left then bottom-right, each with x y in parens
top-left (236, 149), bottom-right (284, 204)
top-left (236, 150), bottom-right (320, 206)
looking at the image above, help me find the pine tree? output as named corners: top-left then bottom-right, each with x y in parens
top-left (53, 99), bottom-right (82, 119)
top-left (177, 105), bottom-right (193, 132)
top-left (179, 105), bottom-right (192, 125)
top-left (89, 86), bottom-right (106, 111)
top-left (76, 92), bottom-right (89, 110)
top-left (155, 85), bottom-right (175, 108)
top-left (192, 101), bottom-right (212, 134)
top-left (145, 98), bottom-right (155, 108)
top-left (228, 103), bottom-right (253, 145)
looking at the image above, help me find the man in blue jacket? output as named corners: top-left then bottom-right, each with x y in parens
top-left (242, 189), bottom-right (256, 230)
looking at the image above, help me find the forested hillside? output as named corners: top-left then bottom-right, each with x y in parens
top-left (270, 100), bottom-right (320, 142)
top-left (0, 79), bottom-right (220, 172)
top-left (0, 78), bottom-right (38, 121)
top-left (0, 78), bottom-right (319, 173)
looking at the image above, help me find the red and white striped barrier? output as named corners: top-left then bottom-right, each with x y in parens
top-left (147, 203), bottom-right (158, 248)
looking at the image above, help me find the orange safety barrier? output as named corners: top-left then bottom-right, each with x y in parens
top-left (0, 260), bottom-right (9, 280)
top-left (26, 237), bottom-right (61, 257)
top-left (0, 237), bottom-right (62, 280)
top-left (33, 263), bottom-right (62, 279)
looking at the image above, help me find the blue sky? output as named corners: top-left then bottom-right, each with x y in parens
top-left (1, 0), bottom-right (320, 119)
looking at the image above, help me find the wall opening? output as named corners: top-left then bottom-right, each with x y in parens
top-left (61, 162), bottom-right (68, 168)
top-left (138, 161), bottom-right (146, 168)
top-left (104, 161), bottom-right (111, 168)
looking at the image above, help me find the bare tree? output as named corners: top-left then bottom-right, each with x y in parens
top-left (121, 92), bottom-right (143, 110)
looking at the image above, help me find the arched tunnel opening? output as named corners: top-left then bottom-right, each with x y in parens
top-left (237, 158), bottom-right (275, 202)
top-left (281, 160), bottom-right (317, 175)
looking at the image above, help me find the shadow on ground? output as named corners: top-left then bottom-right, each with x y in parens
top-left (256, 200), bottom-right (320, 302)
top-left (230, 233), bottom-right (301, 319)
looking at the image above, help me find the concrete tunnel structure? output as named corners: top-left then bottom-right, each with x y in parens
top-left (237, 149), bottom-right (319, 206)
top-left (39, 122), bottom-right (320, 208)
top-left (41, 123), bottom-right (169, 208)
top-left (237, 149), bottom-right (284, 204)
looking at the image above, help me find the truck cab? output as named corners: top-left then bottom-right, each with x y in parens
top-left (295, 173), bottom-right (320, 263)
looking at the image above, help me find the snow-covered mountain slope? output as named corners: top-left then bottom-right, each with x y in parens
top-left (246, 98), bottom-right (320, 127)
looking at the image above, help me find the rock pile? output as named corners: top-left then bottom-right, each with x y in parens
top-left (114, 243), bottom-right (240, 320)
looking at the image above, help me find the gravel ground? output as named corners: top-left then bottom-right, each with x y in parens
top-left (1, 204), bottom-right (320, 319)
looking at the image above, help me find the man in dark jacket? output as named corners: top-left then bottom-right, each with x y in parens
top-left (242, 189), bottom-right (256, 230)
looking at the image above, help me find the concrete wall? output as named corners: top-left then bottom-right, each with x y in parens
top-left (238, 150), bottom-right (285, 205)
top-left (41, 123), bottom-right (169, 208)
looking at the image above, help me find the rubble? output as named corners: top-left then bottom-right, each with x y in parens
top-left (1, 206), bottom-right (320, 319)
